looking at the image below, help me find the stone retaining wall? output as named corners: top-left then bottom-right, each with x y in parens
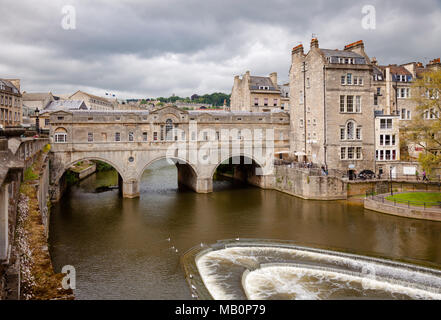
top-left (364, 197), bottom-right (441, 222)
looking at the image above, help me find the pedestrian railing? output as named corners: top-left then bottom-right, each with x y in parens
top-left (365, 191), bottom-right (441, 210)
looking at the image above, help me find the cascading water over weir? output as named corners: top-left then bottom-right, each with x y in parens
top-left (182, 240), bottom-right (441, 300)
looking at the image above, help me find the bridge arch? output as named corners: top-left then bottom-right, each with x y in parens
top-left (211, 153), bottom-right (274, 190)
top-left (138, 155), bottom-right (203, 193)
top-left (54, 156), bottom-right (126, 185)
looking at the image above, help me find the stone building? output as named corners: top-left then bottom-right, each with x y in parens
top-left (69, 90), bottom-right (115, 110)
top-left (0, 79), bottom-right (22, 128)
top-left (230, 71), bottom-right (289, 112)
top-left (289, 39), bottom-right (375, 175)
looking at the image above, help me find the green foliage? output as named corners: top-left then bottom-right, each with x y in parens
top-left (94, 160), bottom-right (115, 172)
top-left (386, 192), bottom-right (441, 207)
top-left (24, 166), bottom-right (39, 181)
top-left (65, 170), bottom-right (79, 186)
top-left (43, 144), bottom-right (51, 153)
top-left (418, 152), bottom-right (441, 175)
top-left (404, 69), bottom-right (441, 170)
top-left (155, 92), bottom-right (230, 107)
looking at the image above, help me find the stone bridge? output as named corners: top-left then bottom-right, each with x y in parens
top-left (48, 106), bottom-right (290, 199)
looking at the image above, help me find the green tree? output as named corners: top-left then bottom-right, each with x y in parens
top-left (403, 69), bottom-right (441, 173)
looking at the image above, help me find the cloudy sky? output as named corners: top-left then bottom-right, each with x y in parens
top-left (0, 0), bottom-right (440, 99)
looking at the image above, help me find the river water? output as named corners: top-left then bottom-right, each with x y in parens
top-left (49, 160), bottom-right (441, 299)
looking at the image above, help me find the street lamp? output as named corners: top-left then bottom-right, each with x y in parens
top-left (35, 107), bottom-right (40, 134)
top-left (390, 166), bottom-right (393, 196)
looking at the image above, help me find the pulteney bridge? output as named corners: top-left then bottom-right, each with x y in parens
top-left (48, 106), bottom-right (290, 199)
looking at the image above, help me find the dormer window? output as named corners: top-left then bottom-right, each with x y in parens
top-left (258, 86), bottom-right (269, 90)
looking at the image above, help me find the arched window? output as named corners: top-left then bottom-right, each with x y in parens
top-left (346, 121), bottom-right (354, 140)
top-left (165, 119), bottom-right (173, 141)
top-left (54, 127), bottom-right (67, 143)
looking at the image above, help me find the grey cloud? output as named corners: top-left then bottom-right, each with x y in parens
top-left (0, 0), bottom-right (440, 98)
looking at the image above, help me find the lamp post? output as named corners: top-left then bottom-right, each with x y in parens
top-left (390, 166), bottom-right (393, 196)
top-left (35, 107), bottom-right (40, 134)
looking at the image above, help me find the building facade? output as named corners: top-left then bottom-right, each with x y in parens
top-left (289, 39), bottom-right (375, 174)
top-left (0, 79), bottom-right (22, 128)
top-left (230, 71), bottom-right (289, 112)
top-left (69, 90), bottom-right (115, 111)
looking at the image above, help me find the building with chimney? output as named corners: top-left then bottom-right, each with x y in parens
top-left (230, 71), bottom-right (289, 112)
top-left (289, 39), bottom-right (375, 176)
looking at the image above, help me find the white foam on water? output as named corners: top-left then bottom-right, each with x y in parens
top-left (196, 246), bottom-right (441, 300)
top-left (244, 266), bottom-right (441, 300)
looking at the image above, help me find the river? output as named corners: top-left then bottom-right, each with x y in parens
top-left (49, 159), bottom-right (441, 299)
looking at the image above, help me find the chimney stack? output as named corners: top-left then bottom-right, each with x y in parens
top-left (292, 44), bottom-right (304, 55)
top-left (269, 72), bottom-right (278, 88)
top-left (310, 37), bottom-right (319, 49)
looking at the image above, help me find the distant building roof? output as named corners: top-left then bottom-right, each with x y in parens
top-left (0, 79), bottom-right (20, 94)
top-left (41, 100), bottom-right (89, 114)
top-left (22, 92), bottom-right (54, 101)
top-left (380, 65), bottom-right (412, 76)
top-left (249, 76), bottom-right (279, 91)
top-left (320, 49), bottom-right (367, 64)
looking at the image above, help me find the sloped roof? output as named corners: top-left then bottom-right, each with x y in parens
top-left (379, 65), bottom-right (412, 76)
top-left (320, 49), bottom-right (365, 59)
top-left (0, 79), bottom-right (20, 94)
top-left (70, 90), bottom-right (113, 103)
top-left (22, 92), bottom-right (54, 101)
top-left (45, 100), bottom-right (88, 111)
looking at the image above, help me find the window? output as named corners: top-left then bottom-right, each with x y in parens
top-left (45, 119), bottom-right (50, 126)
top-left (355, 96), bottom-right (361, 112)
top-left (347, 73), bottom-right (352, 85)
top-left (359, 77), bottom-right (363, 85)
top-left (380, 150), bottom-right (384, 160)
top-left (385, 135), bottom-right (390, 145)
top-left (340, 95), bottom-right (345, 112)
top-left (153, 132), bottom-right (158, 141)
top-left (340, 127), bottom-right (345, 140)
top-left (88, 132), bottom-right (93, 142)
top-left (385, 150), bottom-right (391, 160)
top-left (346, 121), bottom-right (354, 140)
top-left (264, 98), bottom-right (268, 106)
top-left (348, 147), bottom-right (354, 159)
top-left (115, 132), bottom-right (121, 142)
top-left (165, 119), bottom-right (173, 141)
top-left (354, 77), bottom-right (358, 85)
top-left (341, 75), bottom-right (346, 85)
top-left (392, 150), bottom-right (396, 160)
top-left (340, 147), bottom-right (346, 159)
top-left (273, 99), bottom-right (278, 106)
top-left (346, 96), bottom-right (354, 112)
top-left (54, 133), bottom-right (67, 143)
top-left (254, 98), bottom-right (259, 106)
top-left (129, 132), bottom-right (134, 142)
top-left (356, 127), bottom-right (361, 140)
top-left (392, 135), bottom-right (396, 145)
top-left (380, 134), bottom-right (384, 145)
top-left (380, 119), bottom-right (392, 129)
top-left (143, 132), bottom-right (148, 141)
top-left (356, 147), bottom-right (362, 159)
top-left (300, 119), bottom-right (304, 127)
top-left (401, 108), bottom-right (411, 120)
top-left (306, 78), bottom-right (310, 88)
top-left (374, 95), bottom-right (378, 106)
top-left (299, 91), bottom-right (304, 104)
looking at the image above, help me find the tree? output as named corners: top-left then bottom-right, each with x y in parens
top-left (403, 69), bottom-right (441, 173)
